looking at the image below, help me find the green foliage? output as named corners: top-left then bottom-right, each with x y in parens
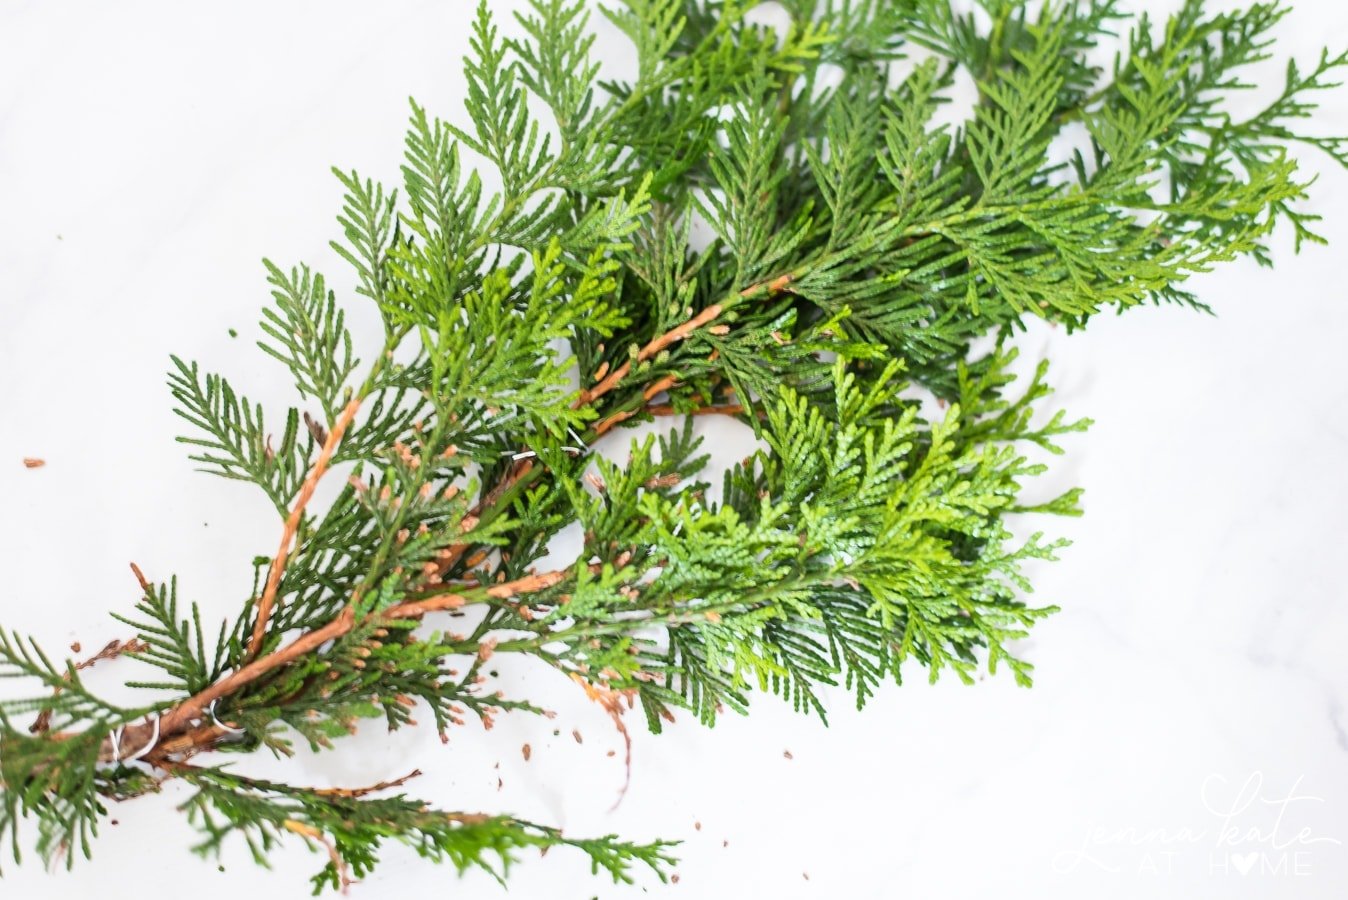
top-left (525, 356), bottom-right (1082, 731)
top-left (0, 728), bottom-right (107, 869)
top-left (111, 578), bottom-right (229, 694)
top-left (2, 0), bottom-right (1343, 893)
top-left (0, 634), bottom-right (161, 870)
top-left (0, 632), bottom-right (134, 730)
top-left (178, 767), bottom-right (673, 893)
top-left (258, 262), bottom-right (359, 426)
top-left (167, 357), bottom-right (319, 518)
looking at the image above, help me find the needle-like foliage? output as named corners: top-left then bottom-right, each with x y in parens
top-left (2, 0), bottom-right (1343, 892)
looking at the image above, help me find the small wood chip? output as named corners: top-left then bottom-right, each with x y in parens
top-left (671, 874), bottom-right (680, 884)
top-left (303, 411), bottom-right (328, 446)
top-left (70, 641), bottom-right (81, 654)
top-left (783, 749), bottom-right (793, 760)
top-left (572, 729), bottom-right (583, 744)
top-left (694, 821), bottom-right (701, 831)
top-left (606, 749), bottom-right (616, 757)
top-left (22, 458), bottom-right (45, 469)
top-left (521, 743), bottom-right (532, 762)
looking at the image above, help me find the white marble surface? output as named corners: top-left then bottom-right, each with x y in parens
top-left (2, 1), bottom-right (1346, 898)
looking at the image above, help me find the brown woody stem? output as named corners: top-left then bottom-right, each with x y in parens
top-left (246, 397), bottom-right (362, 660)
top-left (102, 568), bottom-right (575, 762)
top-left (574, 304), bottom-right (724, 408)
top-left (99, 272), bottom-right (798, 764)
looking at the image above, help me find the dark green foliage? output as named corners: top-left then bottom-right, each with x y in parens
top-left (178, 767), bottom-right (673, 893)
top-left (259, 263), bottom-right (359, 426)
top-left (112, 578), bottom-right (230, 694)
top-left (168, 357), bottom-right (321, 518)
top-left (2, 0), bottom-right (1343, 892)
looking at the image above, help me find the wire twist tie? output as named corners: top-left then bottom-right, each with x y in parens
top-left (208, 699), bottom-right (245, 734)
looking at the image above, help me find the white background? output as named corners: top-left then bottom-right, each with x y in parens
top-left (1, 1), bottom-right (1346, 898)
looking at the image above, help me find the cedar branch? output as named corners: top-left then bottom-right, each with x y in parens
top-left (434, 273), bottom-right (790, 578)
top-left (246, 397), bottom-right (362, 660)
top-left (103, 568), bottom-right (578, 761)
top-left (105, 275), bottom-right (796, 762)
top-left (574, 304), bottom-right (724, 408)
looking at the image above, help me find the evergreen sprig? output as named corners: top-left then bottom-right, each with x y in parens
top-left (3, 0), bottom-right (1343, 892)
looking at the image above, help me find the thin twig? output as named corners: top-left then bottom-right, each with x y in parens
top-left (30, 636), bottom-right (148, 734)
top-left (246, 397), bottom-right (362, 659)
top-left (647, 403), bottom-right (745, 417)
top-left (104, 568), bottom-right (577, 760)
top-left (33, 566), bottom-right (151, 733)
top-left (570, 673), bottom-right (636, 811)
top-left (574, 304), bottom-right (724, 408)
top-left (312, 769), bottom-right (422, 799)
top-left (284, 820), bottom-right (351, 893)
top-left (573, 270), bottom-right (791, 410)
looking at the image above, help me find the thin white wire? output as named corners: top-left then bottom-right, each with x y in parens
top-left (124, 715), bottom-right (161, 762)
top-left (107, 725), bottom-right (125, 763)
top-left (501, 447), bottom-right (589, 462)
top-left (208, 699), bottom-right (245, 734)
